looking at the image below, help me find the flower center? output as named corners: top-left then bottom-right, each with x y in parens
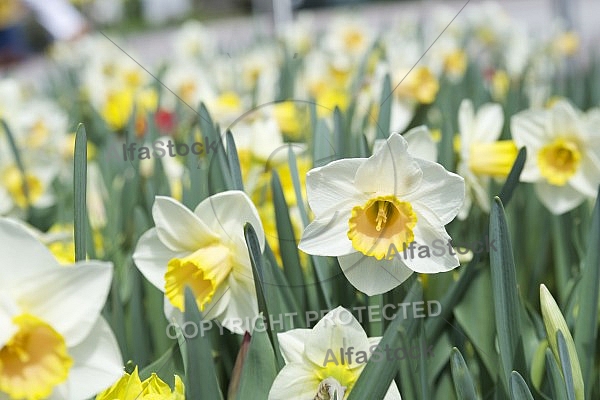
top-left (537, 137), bottom-right (581, 186)
top-left (467, 140), bottom-right (518, 177)
top-left (314, 377), bottom-right (348, 400)
top-left (0, 314), bottom-right (73, 400)
top-left (348, 195), bottom-right (417, 260)
top-left (164, 244), bottom-right (231, 312)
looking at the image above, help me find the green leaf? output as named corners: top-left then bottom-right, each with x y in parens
top-left (235, 318), bottom-right (278, 399)
top-left (271, 170), bottom-right (306, 311)
top-left (73, 124), bottom-right (88, 261)
top-left (450, 348), bottom-right (479, 400)
top-left (183, 287), bottom-right (224, 399)
top-left (540, 284), bottom-right (584, 400)
top-left (573, 187), bottom-right (600, 398)
top-left (139, 343), bottom-right (182, 387)
top-left (545, 348), bottom-right (568, 400)
top-left (498, 147), bottom-right (526, 205)
top-left (510, 371), bottom-right (534, 400)
top-left (557, 331), bottom-right (577, 400)
top-left (225, 129), bottom-right (244, 191)
top-left (489, 197), bottom-right (523, 389)
top-left (0, 118), bottom-right (30, 216)
top-left (244, 223), bottom-right (284, 369)
top-left (377, 73), bottom-right (392, 139)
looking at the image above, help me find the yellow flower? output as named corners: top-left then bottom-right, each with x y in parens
top-left (102, 89), bottom-right (134, 130)
top-left (96, 367), bottom-right (184, 400)
top-left (395, 67), bottom-right (439, 104)
top-left (0, 165), bottom-right (43, 208)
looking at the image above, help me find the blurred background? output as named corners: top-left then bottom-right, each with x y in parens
top-left (0, 0), bottom-right (596, 75)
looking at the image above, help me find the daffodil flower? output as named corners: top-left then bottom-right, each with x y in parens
top-left (298, 133), bottom-right (464, 295)
top-left (456, 99), bottom-right (517, 219)
top-left (133, 191), bottom-right (265, 334)
top-left (511, 100), bottom-right (600, 214)
top-left (95, 366), bottom-right (184, 400)
top-left (268, 306), bottom-right (401, 400)
top-left (0, 218), bottom-right (123, 400)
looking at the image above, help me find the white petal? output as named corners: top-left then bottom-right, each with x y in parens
top-left (305, 158), bottom-right (365, 216)
top-left (402, 210), bottom-right (460, 274)
top-left (298, 210), bottom-right (355, 257)
top-left (458, 99), bottom-right (475, 145)
top-left (569, 155), bottom-right (600, 197)
top-left (0, 293), bottom-right (18, 347)
top-left (194, 190), bottom-right (265, 251)
top-left (404, 158), bottom-right (464, 225)
top-left (0, 218), bottom-right (58, 289)
top-left (133, 228), bottom-right (183, 291)
top-left (390, 100), bottom-right (415, 133)
top-left (535, 182), bottom-right (586, 215)
top-left (510, 110), bottom-right (548, 150)
top-left (355, 133), bottom-right (423, 196)
top-left (338, 253), bottom-right (414, 296)
top-left (268, 363), bottom-right (320, 400)
top-left (277, 329), bottom-right (311, 364)
top-left (383, 381), bottom-right (403, 400)
top-left (304, 306), bottom-right (370, 367)
top-left (59, 317), bottom-right (123, 400)
top-left (217, 276), bottom-right (258, 334)
top-left (153, 196), bottom-right (219, 251)
top-left (551, 101), bottom-right (581, 138)
top-left (405, 126), bottom-right (438, 162)
top-left (16, 261), bottom-right (113, 347)
top-left (473, 103), bottom-right (504, 142)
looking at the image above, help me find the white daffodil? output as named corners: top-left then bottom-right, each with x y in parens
top-left (133, 191), bottom-right (265, 334)
top-left (0, 218), bottom-right (123, 400)
top-left (298, 133), bottom-right (464, 296)
top-left (511, 100), bottom-right (600, 215)
top-left (268, 306), bottom-right (401, 400)
top-left (456, 99), bottom-right (517, 219)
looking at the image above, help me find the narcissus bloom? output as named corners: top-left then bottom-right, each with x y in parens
top-left (456, 99), bottom-right (517, 219)
top-left (511, 100), bottom-right (600, 214)
top-left (133, 191), bottom-right (265, 334)
top-left (298, 133), bottom-right (464, 295)
top-left (0, 218), bottom-right (123, 400)
top-left (268, 307), bottom-right (401, 400)
top-left (95, 367), bottom-right (184, 400)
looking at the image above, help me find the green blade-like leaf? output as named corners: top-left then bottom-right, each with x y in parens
top-left (557, 331), bottom-right (577, 400)
top-left (450, 348), bottom-right (479, 400)
top-left (510, 371), bottom-right (534, 400)
top-left (1, 118), bottom-right (30, 215)
top-left (235, 318), bottom-right (278, 399)
top-left (489, 197), bottom-right (523, 389)
top-left (74, 124), bottom-right (88, 261)
top-left (540, 284), bottom-right (584, 400)
top-left (244, 223), bottom-right (284, 369)
top-left (573, 187), bottom-right (600, 398)
top-left (498, 146), bottom-right (526, 205)
top-left (545, 348), bottom-right (568, 400)
top-left (377, 73), bottom-right (392, 139)
top-left (183, 287), bottom-right (224, 400)
top-left (225, 129), bottom-right (244, 191)
top-left (271, 170), bottom-right (306, 311)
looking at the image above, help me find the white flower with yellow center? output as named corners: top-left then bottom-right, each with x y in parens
top-left (0, 218), bottom-right (123, 400)
top-left (133, 191), bottom-right (265, 334)
top-left (511, 100), bottom-right (600, 214)
top-left (298, 133), bottom-right (464, 296)
top-left (456, 99), bottom-right (517, 219)
top-left (268, 306), bottom-right (401, 400)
